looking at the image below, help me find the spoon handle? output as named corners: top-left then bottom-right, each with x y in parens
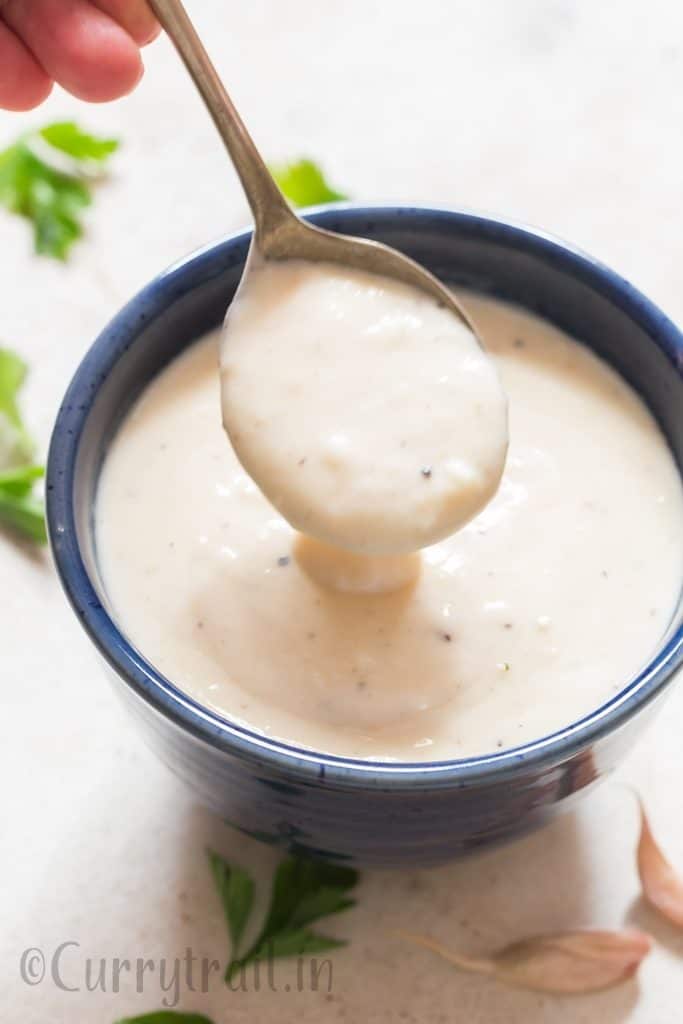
top-left (147, 0), bottom-right (294, 243)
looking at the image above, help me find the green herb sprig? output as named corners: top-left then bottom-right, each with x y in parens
top-left (208, 849), bottom-right (359, 983)
top-left (269, 158), bottom-right (348, 208)
top-left (0, 121), bottom-right (119, 260)
top-left (116, 1014), bottom-right (214, 1024)
top-left (0, 349), bottom-right (45, 543)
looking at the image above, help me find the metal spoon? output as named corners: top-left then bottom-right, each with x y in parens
top-left (147, 0), bottom-right (474, 329)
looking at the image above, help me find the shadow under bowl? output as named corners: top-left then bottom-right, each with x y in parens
top-left (47, 206), bottom-right (683, 867)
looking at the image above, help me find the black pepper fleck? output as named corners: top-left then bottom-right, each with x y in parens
top-left (196, 620), bottom-right (204, 630)
top-left (601, 570), bottom-right (608, 578)
top-left (513, 337), bottom-right (526, 348)
top-left (503, 622), bottom-right (513, 630)
top-left (442, 632), bottom-right (452, 642)
top-left (421, 466), bottom-right (433, 479)
top-left (298, 457), bottom-right (307, 466)
top-left (277, 556), bottom-right (290, 567)
top-left (357, 680), bottom-right (367, 691)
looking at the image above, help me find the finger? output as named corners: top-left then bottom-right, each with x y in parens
top-left (0, 20), bottom-right (52, 110)
top-left (2, 0), bottom-right (143, 103)
top-left (90, 0), bottom-right (160, 46)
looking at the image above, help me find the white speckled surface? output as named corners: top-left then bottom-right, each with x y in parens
top-left (2, 1), bottom-right (682, 1020)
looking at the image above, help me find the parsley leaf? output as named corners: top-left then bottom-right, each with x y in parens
top-left (270, 158), bottom-right (348, 207)
top-left (207, 848), bottom-right (254, 950)
top-left (259, 857), bottom-right (358, 933)
top-left (0, 348), bottom-right (28, 425)
top-left (208, 850), bottom-right (358, 984)
top-left (40, 121), bottom-right (119, 162)
top-left (0, 348), bottom-right (45, 543)
top-left (0, 464), bottom-right (44, 496)
top-left (235, 927), bottom-right (345, 971)
top-left (115, 1014), bottom-right (214, 1024)
top-left (0, 348), bottom-right (34, 465)
top-left (0, 122), bottom-right (119, 260)
top-left (0, 490), bottom-right (46, 543)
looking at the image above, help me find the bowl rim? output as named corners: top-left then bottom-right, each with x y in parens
top-left (46, 204), bottom-right (683, 791)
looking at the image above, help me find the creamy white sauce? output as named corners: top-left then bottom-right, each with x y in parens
top-left (95, 293), bottom-right (683, 761)
top-left (220, 261), bottom-right (508, 556)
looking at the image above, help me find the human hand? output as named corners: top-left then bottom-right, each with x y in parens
top-left (0, 0), bottom-right (159, 110)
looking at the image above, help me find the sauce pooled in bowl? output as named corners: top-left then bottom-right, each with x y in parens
top-left (95, 290), bottom-right (683, 761)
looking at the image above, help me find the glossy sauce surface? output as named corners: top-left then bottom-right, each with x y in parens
top-left (220, 261), bottom-right (508, 556)
top-left (96, 294), bottom-right (683, 761)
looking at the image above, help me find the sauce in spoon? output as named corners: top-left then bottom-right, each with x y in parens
top-left (220, 260), bottom-right (508, 579)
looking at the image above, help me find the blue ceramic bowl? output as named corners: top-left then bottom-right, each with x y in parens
top-left (47, 207), bottom-right (683, 867)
